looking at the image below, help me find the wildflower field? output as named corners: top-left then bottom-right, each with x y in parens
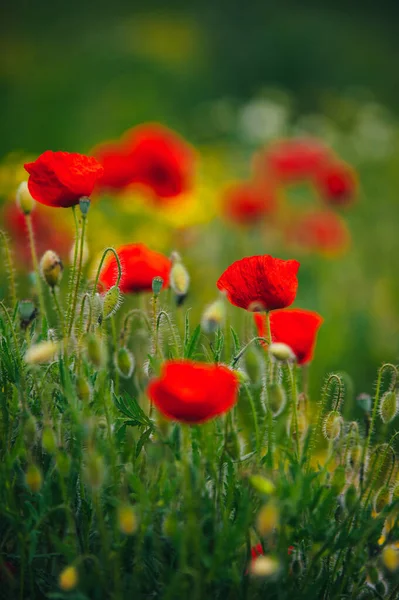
top-left (2, 5), bottom-right (399, 600)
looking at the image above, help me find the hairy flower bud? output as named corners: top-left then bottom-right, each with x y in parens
top-left (118, 504), bottom-right (138, 535)
top-left (59, 565), bottom-right (78, 591)
top-left (249, 555), bottom-right (280, 577)
top-left (76, 375), bottom-right (92, 402)
top-left (267, 383), bottom-right (286, 417)
top-left (86, 334), bottom-right (106, 368)
top-left (115, 347), bottom-right (135, 379)
top-left (25, 464), bottom-right (42, 493)
top-left (268, 342), bottom-right (295, 362)
top-left (84, 452), bottom-right (105, 490)
top-left (40, 250), bottom-right (63, 288)
top-left (170, 253), bottom-right (190, 305)
top-left (256, 503), bottom-right (279, 536)
top-left (374, 486), bottom-right (391, 514)
top-left (16, 181), bottom-right (35, 215)
top-left (323, 411), bottom-right (342, 441)
top-left (379, 390), bottom-right (399, 424)
top-left (56, 451), bottom-right (71, 477)
top-left (201, 298), bottom-right (226, 334)
top-left (23, 414), bottom-right (37, 446)
top-left (249, 475), bottom-right (276, 495)
top-left (102, 285), bottom-right (122, 320)
top-left (42, 426), bottom-right (57, 454)
top-left (382, 545), bottom-right (399, 572)
top-left (25, 341), bottom-right (59, 364)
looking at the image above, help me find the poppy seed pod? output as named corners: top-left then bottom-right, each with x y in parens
top-left (79, 196), bottom-right (90, 215)
top-left (16, 181), bottom-right (35, 215)
top-left (18, 300), bottom-right (37, 329)
top-left (40, 250), bottom-right (63, 288)
top-left (102, 285), bottom-right (122, 320)
top-left (323, 411), bottom-right (342, 441)
top-left (379, 390), bottom-right (399, 424)
top-left (152, 276), bottom-right (164, 296)
top-left (115, 347), bottom-right (135, 378)
top-left (201, 298), bottom-right (226, 334)
top-left (59, 566), bottom-right (78, 591)
top-left (25, 464), bottom-right (42, 493)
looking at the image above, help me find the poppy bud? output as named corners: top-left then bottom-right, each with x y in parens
top-left (256, 503), bottom-right (279, 536)
top-left (163, 513), bottom-right (178, 538)
top-left (152, 276), bottom-right (164, 296)
top-left (374, 486), bottom-right (390, 514)
top-left (23, 415), bottom-right (37, 446)
top-left (322, 410), bottom-right (342, 441)
top-left (249, 555), bottom-right (280, 577)
top-left (344, 484), bottom-right (358, 511)
top-left (117, 504), bottom-right (138, 535)
top-left (267, 383), bottom-right (286, 417)
top-left (42, 426), bottom-right (57, 454)
top-left (76, 375), bottom-right (92, 402)
top-left (25, 341), bottom-right (59, 364)
top-left (170, 254), bottom-right (190, 306)
top-left (25, 464), bottom-right (42, 493)
top-left (287, 411), bottom-right (308, 442)
top-left (347, 444), bottom-right (363, 471)
top-left (225, 430), bottom-right (241, 460)
top-left (115, 347), bottom-right (135, 378)
top-left (249, 475), bottom-right (276, 495)
top-left (102, 285), bottom-right (122, 320)
top-left (268, 342), bottom-right (295, 362)
top-left (379, 390), bottom-right (398, 424)
top-left (79, 196), bottom-right (90, 215)
top-left (86, 334), bottom-right (106, 368)
top-left (59, 565), bottom-right (78, 591)
top-left (84, 452), bottom-right (105, 490)
top-left (16, 181), bottom-right (35, 215)
top-left (382, 545), bottom-right (399, 572)
top-left (40, 250), bottom-right (63, 288)
top-left (201, 298), bottom-right (226, 333)
top-left (56, 451), bottom-right (71, 477)
top-left (18, 300), bottom-right (37, 329)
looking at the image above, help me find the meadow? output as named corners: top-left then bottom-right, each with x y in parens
top-left (0, 101), bottom-right (399, 600)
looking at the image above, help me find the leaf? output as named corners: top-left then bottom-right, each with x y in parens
top-left (184, 324), bottom-right (201, 359)
top-left (230, 327), bottom-right (240, 356)
top-left (136, 427), bottom-right (153, 458)
top-left (113, 393), bottom-right (152, 427)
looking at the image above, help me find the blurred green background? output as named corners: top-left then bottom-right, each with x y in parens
top-left (1, 0), bottom-right (399, 410)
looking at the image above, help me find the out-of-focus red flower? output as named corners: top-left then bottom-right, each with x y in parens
top-left (313, 160), bottom-right (358, 207)
top-left (221, 181), bottom-right (276, 226)
top-left (147, 359), bottom-right (239, 423)
top-left (94, 124), bottom-right (195, 201)
top-left (92, 140), bottom-right (137, 191)
top-left (98, 243), bottom-right (171, 294)
top-left (251, 544), bottom-right (264, 559)
top-left (217, 255), bottom-right (300, 312)
top-left (285, 209), bottom-right (350, 256)
top-left (255, 138), bottom-right (333, 183)
top-left (24, 151), bottom-right (103, 208)
top-left (2, 203), bottom-right (72, 266)
top-left (254, 308), bottom-right (323, 365)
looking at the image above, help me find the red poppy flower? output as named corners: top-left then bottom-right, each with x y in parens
top-left (313, 160), bottom-right (357, 206)
top-left (285, 209), bottom-right (350, 256)
top-left (128, 124), bottom-right (195, 200)
top-left (94, 124), bottom-right (195, 200)
top-left (24, 151), bottom-right (104, 208)
top-left (221, 181), bottom-right (276, 226)
top-left (92, 140), bottom-right (136, 191)
top-left (2, 202), bottom-right (72, 266)
top-left (251, 544), bottom-right (264, 560)
top-left (254, 308), bottom-right (323, 365)
top-left (98, 243), bottom-right (171, 294)
top-left (147, 359), bottom-right (239, 423)
top-left (255, 138), bottom-right (332, 183)
top-left (217, 255), bottom-right (300, 312)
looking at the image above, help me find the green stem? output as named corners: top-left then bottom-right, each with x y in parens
top-left (0, 229), bottom-right (17, 308)
top-left (25, 214), bottom-right (47, 330)
top-left (290, 363), bottom-right (300, 459)
top-left (66, 206), bottom-right (79, 331)
top-left (231, 336), bottom-right (269, 368)
top-left (243, 382), bottom-right (260, 453)
top-left (68, 213), bottom-right (87, 336)
top-left (51, 287), bottom-right (65, 337)
top-left (91, 247), bottom-right (122, 300)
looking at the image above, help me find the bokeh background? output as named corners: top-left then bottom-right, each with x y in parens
top-left (1, 0), bottom-right (399, 412)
